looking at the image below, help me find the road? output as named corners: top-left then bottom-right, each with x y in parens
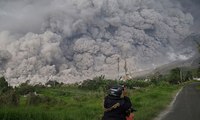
top-left (161, 82), bottom-right (200, 120)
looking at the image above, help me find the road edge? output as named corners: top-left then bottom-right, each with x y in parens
top-left (153, 87), bottom-right (183, 120)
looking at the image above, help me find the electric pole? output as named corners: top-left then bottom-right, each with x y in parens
top-left (117, 57), bottom-right (120, 79)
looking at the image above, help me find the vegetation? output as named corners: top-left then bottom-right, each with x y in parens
top-left (197, 85), bottom-right (200, 90)
top-left (0, 65), bottom-right (198, 120)
top-left (0, 82), bottom-right (181, 120)
top-left (168, 68), bottom-right (181, 84)
top-left (0, 77), bottom-right (12, 94)
top-left (0, 74), bottom-right (187, 120)
top-left (45, 80), bottom-right (64, 87)
top-left (16, 83), bottom-right (35, 95)
top-left (132, 85), bottom-right (180, 120)
top-left (0, 77), bottom-right (19, 106)
top-left (192, 67), bottom-right (200, 78)
top-left (0, 90), bottom-right (19, 106)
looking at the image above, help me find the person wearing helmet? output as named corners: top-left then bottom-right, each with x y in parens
top-left (102, 85), bottom-right (136, 120)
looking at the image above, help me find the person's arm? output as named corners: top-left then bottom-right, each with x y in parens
top-left (122, 97), bottom-right (137, 115)
top-left (123, 96), bottom-right (132, 108)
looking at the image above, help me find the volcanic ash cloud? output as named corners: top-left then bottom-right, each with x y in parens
top-left (0, 0), bottom-right (195, 85)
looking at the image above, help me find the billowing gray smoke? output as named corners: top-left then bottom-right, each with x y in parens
top-left (0, 0), bottom-right (198, 85)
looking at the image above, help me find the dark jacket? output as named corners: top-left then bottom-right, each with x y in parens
top-left (102, 95), bottom-right (134, 120)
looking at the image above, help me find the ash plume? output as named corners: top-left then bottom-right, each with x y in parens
top-left (0, 0), bottom-right (198, 85)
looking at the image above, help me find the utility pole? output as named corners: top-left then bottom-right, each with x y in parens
top-left (124, 58), bottom-right (128, 81)
top-left (180, 68), bottom-right (182, 83)
top-left (124, 58), bottom-right (127, 75)
top-left (117, 57), bottom-right (120, 79)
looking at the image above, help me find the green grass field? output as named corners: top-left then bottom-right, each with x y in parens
top-left (0, 84), bottom-right (181, 120)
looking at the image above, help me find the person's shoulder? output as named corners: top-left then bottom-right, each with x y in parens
top-left (104, 95), bottom-right (115, 100)
top-left (124, 96), bottom-right (130, 99)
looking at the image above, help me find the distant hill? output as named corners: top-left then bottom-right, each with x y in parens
top-left (151, 55), bottom-right (200, 75)
top-left (129, 54), bottom-right (200, 79)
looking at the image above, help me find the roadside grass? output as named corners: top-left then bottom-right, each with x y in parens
top-left (0, 84), bottom-right (181, 120)
top-left (196, 85), bottom-right (200, 90)
top-left (131, 84), bottom-right (181, 120)
top-left (189, 80), bottom-right (200, 90)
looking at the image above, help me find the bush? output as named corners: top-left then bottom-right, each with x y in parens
top-left (0, 77), bottom-right (8, 88)
top-left (168, 68), bottom-right (181, 84)
top-left (79, 75), bottom-right (154, 91)
top-left (183, 71), bottom-right (193, 81)
top-left (0, 90), bottom-right (19, 106)
top-left (125, 80), bottom-right (152, 88)
top-left (45, 80), bottom-right (63, 87)
top-left (150, 71), bottom-right (164, 85)
top-left (0, 77), bottom-right (12, 94)
top-left (17, 83), bottom-right (35, 95)
top-left (26, 93), bottom-right (64, 106)
top-left (79, 75), bottom-right (118, 91)
top-left (26, 93), bottom-right (42, 105)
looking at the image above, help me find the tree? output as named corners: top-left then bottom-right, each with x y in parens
top-left (0, 77), bottom-right (8, 88)
top-left (45, 80), bottom-right (62, 87)
top-left (194, 39), bottom-right (200, 53)
top-left (196, 67), bottom-right (200, 78)
top-left (193, 39), bottom-right (200, 77)
top-left (17, 81), bottom-right (35, 95)
top-left (150, 71), bottom-right (162, 85)
top-left (168, 68), bottom-right (181, 84)
top-left (0, 77), bottom-right (19, 106)
top-left (184, 71), bottom-right (193, 81)
top-left (0, 77), bottom-right (9, 94)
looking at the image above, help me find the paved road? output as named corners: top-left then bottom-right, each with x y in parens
top-left (161, 82), bottom-right (200, 120)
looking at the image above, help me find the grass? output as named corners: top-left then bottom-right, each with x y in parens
top-left (196, 85), bottom-right (200, 90)
top-left (131, 85), bottom-right (180, 120)
top-left (0, 84), bottom-right (182, 120)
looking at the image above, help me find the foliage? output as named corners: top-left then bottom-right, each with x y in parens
top-left (132, 85), bottom-right (180, 120)
top-left (150, 71), bottom-right (163, 85)
top-left (168, 68), bottom-right (181, 84)
top-left (45, 80), bottom-right (64, 87)
top-left (194, 67), bottom-right (200, 78)
top-left (0, 83), bottom-right (182, 120)
top-left (16, 82), bottom-right (35, 95)
top-left (183, 71), bottom-right (193, 81)
top-left (125, 80), bottom-right (152, 88)
top-left (0, 90), bottom-right (19, 106)
top-left (79, 75), bottom-right (155, 91)
top-left (26, 93), bottom-right (64, 106)
top-left (79, 75), bottom-right (118, 91)
top-left (0, 74), bottom-right (193, 120)
top-left (0, 77), bottom-right (8, 88)
top-left (0, 76), bottom-right (12, 94)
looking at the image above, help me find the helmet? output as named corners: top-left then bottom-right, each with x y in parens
top-left (108, 85), bottom-right (124, 97)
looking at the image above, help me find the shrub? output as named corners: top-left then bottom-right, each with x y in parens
top-left (150, 71), bottom-right (164, 85)
top-left (26, 93), bottom-right (64, 106)
top-left (0, 90), bottom-right (19, 106)
top-left (168, 68), bottom-right (181, 84)
top-left (26, 93), bottom-right (42, 105)
top-left (125, 80), bottom-right (152, 88)
top-left (45, 80), bottom-right (63, 87)
top-left (0, 76), bottom-right (8, 87)
top-left (183, 71), bottom-right (193, 81)
top-left (79, 75), bottom-right (153, 91)
top-left (0, 76), bottom-right (12, 94)
top-left (79, 75), bottom-right (118, 91)
top-left (17, 83), bottom-right (35, 95)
